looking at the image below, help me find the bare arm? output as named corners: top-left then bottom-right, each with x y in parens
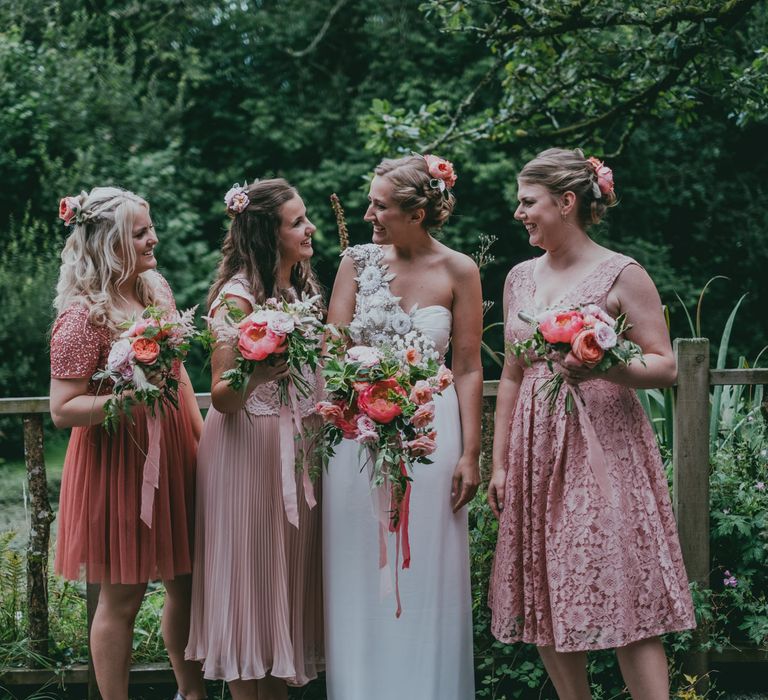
top-left (449, 255), bottom-right (483, 512)
top-left (488, 273), bottom-right (525, 518)
top-left (326, 254), bottom-right (358, 327)
top-left (50, 377), bottom-right (113, 428)
top-left (209, 296), bottom-right (289, 413)
top-left (560, 264), bottom-right (677, 389)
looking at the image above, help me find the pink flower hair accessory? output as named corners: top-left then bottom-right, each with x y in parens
top-left (419, 153), bottom-right (458, 194)
top-left (58, 196), bottom-right (82, 226)
top-left (586, 157), bottom-right (614, 198)
top-left (224, 182), bottom-right (251, 214)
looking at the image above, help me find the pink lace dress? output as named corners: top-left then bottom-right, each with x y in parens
top-left (185, 278), bottom-right (323, 685)
top-left (488, 254), bottom-right (695, 651)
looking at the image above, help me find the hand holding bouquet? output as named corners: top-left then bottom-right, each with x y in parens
top-left (211, 294), bottom-right (324, 400)
top-left (93, 305), bottom-right (198, 431)
top-left (510, 304), bottom-right (643, 412)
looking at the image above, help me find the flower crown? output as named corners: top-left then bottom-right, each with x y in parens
top-left (58, 195), bottom-right (92, 226)
top-left (586, 157), bottom-right (614, 199)
top-left (224, 182), bottom-right (251, 214)
top-left (420, 153), bottom-right (457, 195)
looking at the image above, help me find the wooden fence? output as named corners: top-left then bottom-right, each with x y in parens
top-left (1, 338), bottom-right (767, 697)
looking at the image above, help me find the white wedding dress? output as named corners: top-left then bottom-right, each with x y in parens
top-left (323, 244), bottom-right (475, 700)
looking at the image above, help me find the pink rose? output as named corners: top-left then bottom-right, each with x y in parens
top-left (237, 318), bottom-right (286, 361)
top-left (570, 328), bottom-right (605, 367)
top-left (423, 154), bottom-right (457, 189)
top-left (107, 338), bottom-right (134, 372)
top-left (131, 337), bottom-right (161, 365)
top-left (355, 415), bottom-right (379, 444)
top-left (333, 401), bottom-right (360, 439)
top-left (586, 157), bottom-right (614, 196)
top-left (316, 401), bottom-right (343, 422)
top-left (435, 365), bottom-right (453, 392)
top-left (405, 348), bottom-right (421, 365)
top-left (409, 380), bottom-right (434, 405)
top-left (582, 304), bottom-right (615, 326)
top-left (593, 321), bottom-right (617, 350)
top-left (358, 378), bottom-right (406, 424)
top-left (58, 196), bottom-right (80, 225)
top-left (407, 432), bottom-right (438, 458)
top-left (346, 346), bottom-right (383, 368)
top-left (539, 310), bottom-right (585, 345)
top-left (411, 402), bottom-right (435, 428)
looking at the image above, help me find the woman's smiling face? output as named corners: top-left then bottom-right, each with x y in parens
top-left (364, 175), bottom-right (416, 245)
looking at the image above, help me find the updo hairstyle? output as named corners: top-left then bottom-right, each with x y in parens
top-left (375, 155), bottom-right (456, 233)
top-left (518, 148), bottom-right (617, 228)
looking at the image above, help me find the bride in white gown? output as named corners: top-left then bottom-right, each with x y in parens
top-left (323, 154), bottom-right (483, 700)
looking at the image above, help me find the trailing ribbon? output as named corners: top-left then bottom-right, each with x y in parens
top-left (139, 413), bottom-right (163, 528)
top-left (570, 385), bottom-right (613, 503)
top-left (279, 381), bottom-right (317, 529)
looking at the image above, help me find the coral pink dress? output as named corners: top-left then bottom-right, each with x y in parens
top-left (185, 278), bottom-right (323, 685)
top-left (51, 276), bottom-right (196, 584)
top-left (489, 254), bottom-right (695, 651)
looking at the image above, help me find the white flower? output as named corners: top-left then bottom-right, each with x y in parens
top-left (107, 338), bottom-right (134, 372)
top-left (346, 346), bottom-right (383, 367)
top-left (366, 306), bottom-right (387, 328)
top-left (594, 322), bottom-right (617, 349)
top-left (357, 266), bottom-right (383, 294)
top-left (266, 311), bottom-right (295, 334)
top-left (391, 313), bottom-right (412, 335)
top-left (582, 304), bottom-right (615, 326)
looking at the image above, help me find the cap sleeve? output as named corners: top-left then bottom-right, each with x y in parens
top-left (50, 307), bottom-right (108, 379)
top-left (209, 277), bottom-right (257, 317)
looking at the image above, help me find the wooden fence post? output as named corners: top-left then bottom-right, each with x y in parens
top-left (672, 338), bottom-right (710, 685)
top-left (22, 414), bottom-right (54, 661)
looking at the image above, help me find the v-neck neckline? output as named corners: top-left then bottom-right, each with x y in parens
top-left (529, 253), bottom-right (618, 310)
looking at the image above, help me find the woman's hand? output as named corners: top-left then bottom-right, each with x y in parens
top-left (247, 355), bottom-right (290, 387)
top-left (451, 454), bottom-right (480, 513)
top-left (557, 351), bottom-right (595, 386)
top-left (487, 466), bottom-right (507, 519)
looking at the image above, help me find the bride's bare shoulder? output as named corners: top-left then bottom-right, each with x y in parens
top-left (438, 244), bottom-right (479, 279)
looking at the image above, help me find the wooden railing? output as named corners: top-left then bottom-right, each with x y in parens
top-left (1, 338), bottom-right (768, 697)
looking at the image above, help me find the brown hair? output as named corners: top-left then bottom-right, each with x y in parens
top-left (518, 148), bottom-right (617, 228)
top-left (375, 155), bottom-right (455, 232)
top-left (207, 178), bottom-right (322, 310)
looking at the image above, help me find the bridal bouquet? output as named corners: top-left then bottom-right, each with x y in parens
top-left (510, 304), bottom-right (643, 412)
top-left (93, 305), bottom-right (198, 431)
top-left (211, 294), bottom-right (324, 400)
top-left (318, 330), bottom-right (453, 491)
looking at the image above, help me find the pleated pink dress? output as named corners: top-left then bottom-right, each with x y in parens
top-left (185, 278), bottom-right (323, 685)
top-left (51, 275), bottom-right (196, 584)
top-left (489, 254), bottom-right (696, 651)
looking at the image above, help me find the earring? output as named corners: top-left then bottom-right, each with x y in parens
top-left (560, 210), bottom-right (567, 221)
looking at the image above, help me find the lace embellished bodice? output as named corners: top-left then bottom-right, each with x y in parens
top-left (344, 244), bottom-right (452, 357)
top-left (209, 277), bottom-right (320, 418)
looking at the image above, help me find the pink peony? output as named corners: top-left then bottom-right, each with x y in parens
top-left (107, 338), bottom-right (134, 372)
top-left (423, 154), bottom-right (457, 189)
top-left (237, 318), bottom-right (286, 361)
top-left (411, 402), bottom-right (435, 428)
top-left (346, 346), bottom-right (383, 368)
top-left (58, 196), bottom-right (80, 225)
top-left (358, 378), bottom-right (406, 424)
top-left (539, 310), bottom-right (585, 345)
top-left (409, 380), bottom-right (434, 405)
top-left (407, 432), bottom-right (438, 458)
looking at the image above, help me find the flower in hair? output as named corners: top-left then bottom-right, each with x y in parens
top-left (586, 157), bottom-right (614, 198)
top-left (224, 183), bottom-right (250, 213)
top-left (423, 154), bottom-right (457, 191)
top-left (59, 196), bottom-right (82, 226)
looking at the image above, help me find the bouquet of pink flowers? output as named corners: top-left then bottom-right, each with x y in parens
top-left (510, 304), bottom-right (643, 412)
top-left (93, 305), bottom-right (199, 431)
top-left (317, 329), bottom-right (453, 493)
top-left (211, 294), bottom-right (324, 400)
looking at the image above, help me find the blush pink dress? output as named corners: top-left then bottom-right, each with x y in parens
top-left (489, 254), bottom-right (695, 651)
top-left (50, 274), bottom-right (196, 584)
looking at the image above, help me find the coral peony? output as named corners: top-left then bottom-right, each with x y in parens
top-left (358, 378), bottom-right (406, 423)
top-left (237, 318), bottom-right (286, 361)
top-left (539, 310), bottom-right (585, 344)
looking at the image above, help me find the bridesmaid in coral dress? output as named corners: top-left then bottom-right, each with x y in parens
top-left (488, 149), bottom-right (695, 698)
top-left (185, 179), bottom-right (323, 700)
top-left (50, 187), bottom-right (205, 700)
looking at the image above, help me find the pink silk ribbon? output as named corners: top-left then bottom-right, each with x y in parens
top-left (570, 385), bottom-right (614, 504)
top-left (139, 413), bottom-right (163, 528)
top-left (279, 381), bottom-right (317, 529)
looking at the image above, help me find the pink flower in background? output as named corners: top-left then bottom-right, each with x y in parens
top-left (539, 310), bottom-right (585, 344)
top-left (435, 365), bottom-right (453, 391)
top-left (756, 481), bottom-right (765, 491)
top-left (412, 402), bottom-right (435, 428)
top-left (723, 570), bottom-right (738, 587)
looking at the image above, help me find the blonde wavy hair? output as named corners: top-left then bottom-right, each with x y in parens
top-left (54, 186), bottom-right (165, 332)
